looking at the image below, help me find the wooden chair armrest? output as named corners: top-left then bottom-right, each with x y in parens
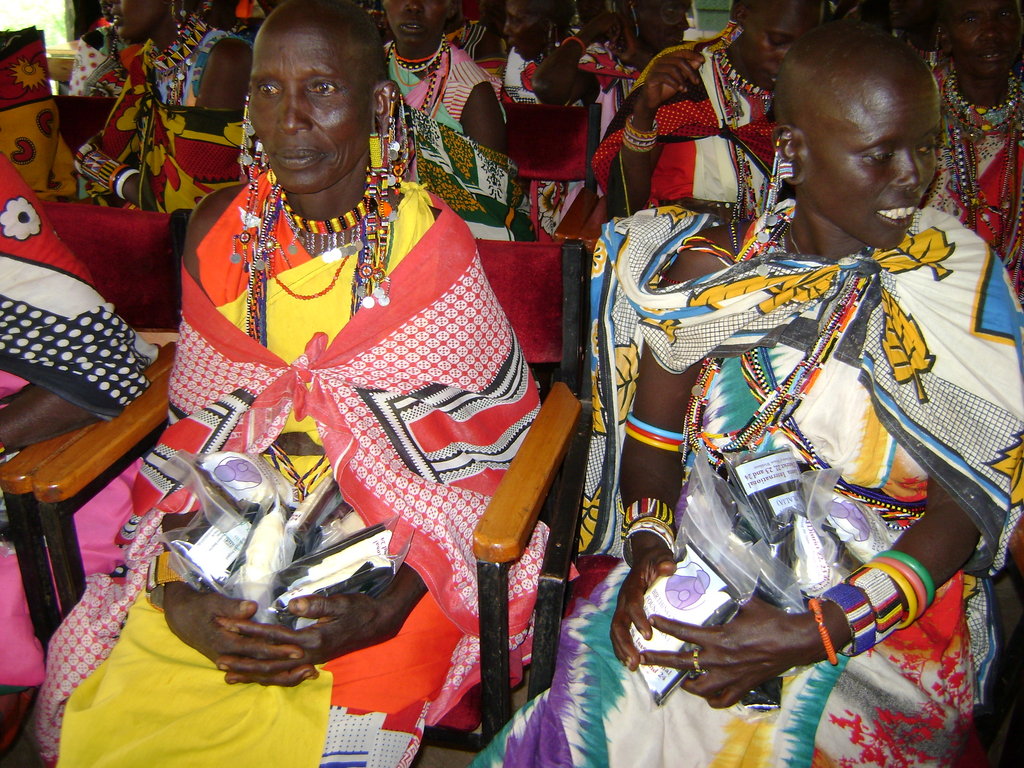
top-left (473, 382), bottom-right (582, 564)
top-left (30, 344), bottom-right (175, 503)
top-left (554, 190), bottom-right (607, 253)
top-left (0, 430), bottom-right (91, 496)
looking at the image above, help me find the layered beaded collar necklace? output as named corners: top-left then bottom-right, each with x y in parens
top-left (941, 68), bottom-right (1023, 291)
top-left (233, 170), bottom-right (399, 345)
top-left (147, 5), bottom-right (211, 106)
top-left (710, 48), bottom-right (772, 219)
top-left (388, 40), bottom-right (450, 116)
top-left (943, 69), bottom-right (1022, 140)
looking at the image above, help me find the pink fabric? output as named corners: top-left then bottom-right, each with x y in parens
top-left (0, 454), bottom-right (138, 687)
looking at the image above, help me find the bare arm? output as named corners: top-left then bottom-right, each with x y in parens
top-left (531, 11), bottom-right (636, 106)
top-left (195, 37), bottom-right (252, 111)
top-left (0, 385), bottom-right (99, 451)
top-left (460, 81), bottom-right (507, 154)
top-left (617, 49), bottom-right (703, 214)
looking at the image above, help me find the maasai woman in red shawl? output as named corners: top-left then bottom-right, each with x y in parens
top-left (39, 3), bottom-right (543, 766)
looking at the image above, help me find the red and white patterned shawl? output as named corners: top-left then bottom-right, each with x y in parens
top-left (166, 201), bottom-right (546, 717)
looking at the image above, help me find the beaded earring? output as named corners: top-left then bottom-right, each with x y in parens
top-left (764, 143), bottom-right (794, 213)
top-left (239, 96), bottom-right (267, 181)
top-left (369, 93), bottom-right (412, 192)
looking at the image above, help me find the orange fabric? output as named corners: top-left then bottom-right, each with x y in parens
top-left (323, 590), bottom-right (462, 714)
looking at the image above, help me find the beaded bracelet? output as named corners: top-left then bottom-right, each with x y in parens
top-left (623, 116), bottom-right (658, 153)
top-left (848, 565), bottom-right (904, 640)
top-left (873, 555), bottom-right (928, 619)
top-left (623, 518), bottom-right (675, 564)
top-left (877, 549), bottom-right (935, 607)
top-left (867, 560), bottom-right (919, 629)
top-left (807, 598), bottom-right (838, 665)
top-left (623, 496), bottom-right (675, 529)
top-left (75, 145), bottom-right (130, 193)
top-left (820, 581), bottom-right (875, 655)
top-left (622, 497), bottom-right (676, 564)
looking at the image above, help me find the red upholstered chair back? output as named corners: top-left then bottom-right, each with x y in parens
top-left (477, 239), bottom-right (563, 365)
top-left (54, 96), bottom-right (116, 154)
top-left (42, 202), bottom-right (180, 330)
top-left (505, 102), bottom-right (597, 185)
top-left (504, 103), bottom-right (601, 240)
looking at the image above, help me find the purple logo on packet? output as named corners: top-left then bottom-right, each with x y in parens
top-left (664, 567), bottom-right (711, 611)
top-left (212, 457), bottom-right (263, 488)
top-left (829, 497), bottom-right (870, 541)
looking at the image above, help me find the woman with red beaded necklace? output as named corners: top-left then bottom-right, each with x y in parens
top-left (384, 0), bottom-right (506, 153)
top-left (39, 1), bottom-right (543, 765)
top-left (929, 0), bottom-right (1024, 300)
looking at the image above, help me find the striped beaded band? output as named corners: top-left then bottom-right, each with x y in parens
top-left (820, 581), bottom-right (875, 655)
top-left (622, 497), bottom-right (676, 563)
top-left (848, 565), bottom-right (904, 639)
top-left (866, 560), bottom-right (919, 630)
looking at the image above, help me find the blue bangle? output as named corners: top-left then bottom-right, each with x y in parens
top-left (625, 412), bottom-right (685, 442)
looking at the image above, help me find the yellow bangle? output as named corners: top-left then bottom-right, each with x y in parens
top-left (869, 560), bottom-right (919, 629)
top-left (624, 424), bottom-right (682, 452)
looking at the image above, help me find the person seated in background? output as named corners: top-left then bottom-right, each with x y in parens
top-left (0, 27), bottom-right (77, 201)
top-left (592, 0), bottom-right (824, 219)
top-left (530, 0), bottom-right (693, 133)
top-left (445, 0), bottom-right (507, 76)
top-left (474, 20), bottom-right (1024, 767)
top-left (0, 153), bottom-right (157, 751)
top-left (35, 3), bottom-right (544, 765)
top-left (384, 0), bottom-right (505, 153)
top-left (74, 0), bottom-right (251, 213)
top-left (500, 0), bottom-right (576, 105)
top-left (929, 0), bottom-right (1023, 300)
top-left (383, 0), bottom-right (533, 239)
top-left (68, 1), bottom-right (134, 98)
top-left (891, 0), bottom-right (946, 68)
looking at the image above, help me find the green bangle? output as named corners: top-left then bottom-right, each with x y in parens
top-left (877, 549), bottom-right (935, 607)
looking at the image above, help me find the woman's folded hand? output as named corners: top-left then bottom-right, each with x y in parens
top-left (609, 531), bottom-right (677, 671)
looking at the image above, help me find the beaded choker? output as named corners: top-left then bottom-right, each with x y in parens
top-left (943, 70), bottom-right (1022, 139)
top-left (233, 170), bottom-right (399, 344)
top-left (391, 39), bottom-right (449, 77)
top-left (282, 192), bottom-right (369, 234)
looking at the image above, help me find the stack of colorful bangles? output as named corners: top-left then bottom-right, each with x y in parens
top-left (622, 116), bottom-right (659, 154)
top-left (818, 549), bottom-right (936, 658)
top-left (621, 413), bottom-right (683, 562)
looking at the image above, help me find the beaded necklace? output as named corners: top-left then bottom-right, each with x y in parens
top-left (232, 170), bottom-right (399, 346)
top-left (147, 13), bottom-right (210, 106)
top-left (942, 69), bottom-right (1024, 295)
top-left (685, 212), bottom-right (924, 523)
top-left (710, 49), bottom-right (772, 219)
top-left (388, 40), bottom-right (450, 119)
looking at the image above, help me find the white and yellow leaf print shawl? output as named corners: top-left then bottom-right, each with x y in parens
top-left (583, 200), bottom-right (1024, 574)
